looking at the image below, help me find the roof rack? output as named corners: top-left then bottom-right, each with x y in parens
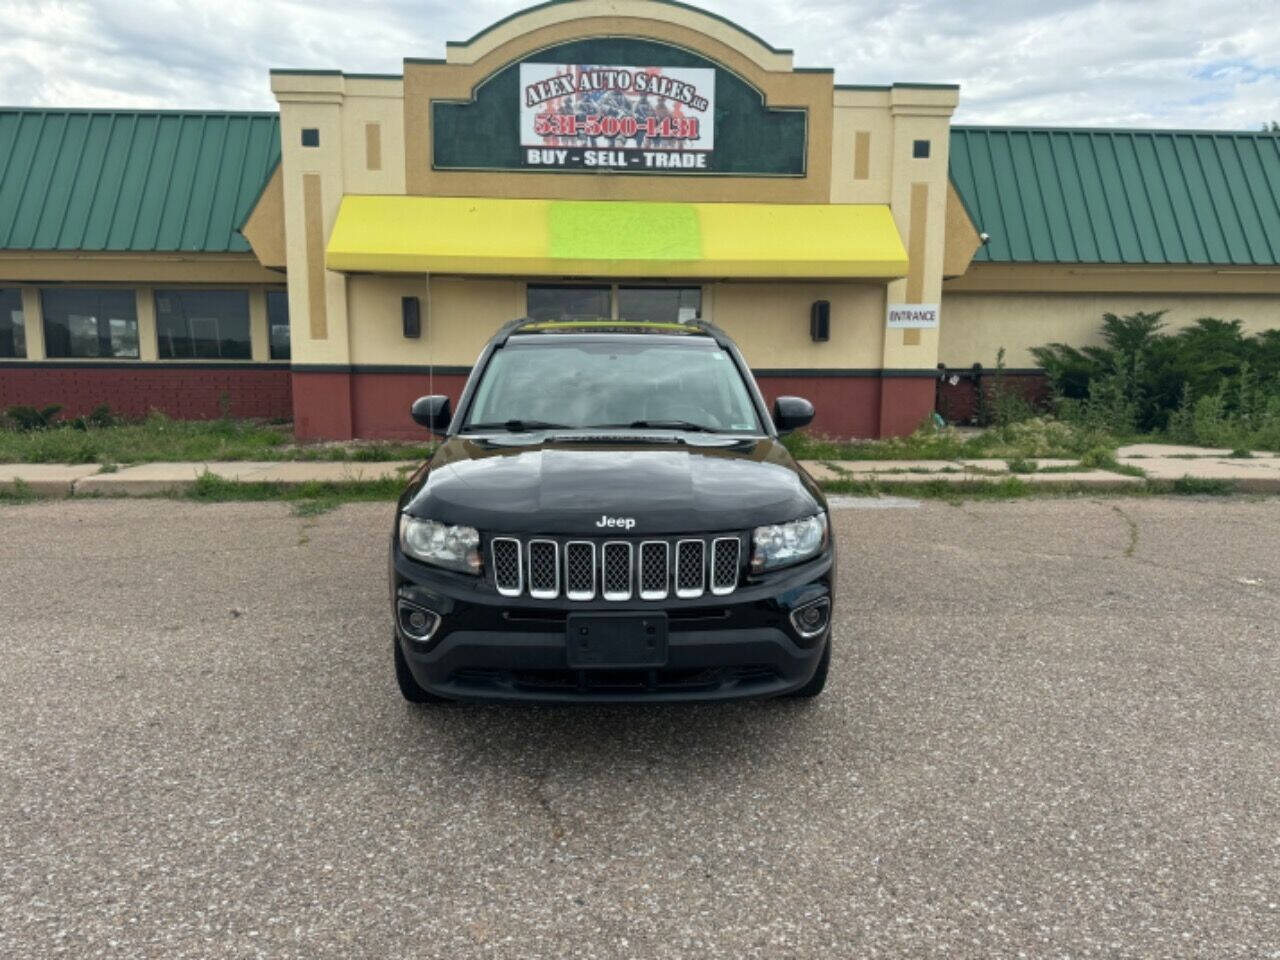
top-left (496, 316), bottom-right (732, 347)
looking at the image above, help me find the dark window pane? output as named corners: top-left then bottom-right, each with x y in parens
top-left (41, 288), bottom-right (139, 359)
top-left (0, 288), bottom-right (25, 358)
top-left (155, 289), bottom-right (251, 360)
top-left (617, 287), bottom-right (701, 324)
top-left (526, 285), bottom-right (610, 321)
top-left (266, 290), bottom-right (291, 360)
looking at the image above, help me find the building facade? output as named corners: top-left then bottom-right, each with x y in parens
top-left (2, 0), bottom-right (1279, 439)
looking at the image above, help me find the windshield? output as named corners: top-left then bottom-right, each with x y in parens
top-left (463, 338), bottom-right (762, 434)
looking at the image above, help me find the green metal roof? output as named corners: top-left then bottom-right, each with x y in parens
top-left (950, 126), bottom-right (1280, 266)
top-left (0, 109), bottom-right (280, 254)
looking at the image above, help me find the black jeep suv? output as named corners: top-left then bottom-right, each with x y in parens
top-left (390, 318), bottom-right (834, 703)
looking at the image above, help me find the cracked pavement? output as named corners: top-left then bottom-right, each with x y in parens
top-left (1, 497), bottom-right (1278, 958)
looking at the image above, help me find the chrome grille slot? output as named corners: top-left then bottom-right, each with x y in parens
top-left (527, 539), bottom-right (559, 599)
top-left (675, 539), bottom-right (705, 598)
top-left (488, 535), bottom-right (740, 601)
top-left (564, 541), bottom-right (596, 601)
top-left (491, 537), bottom-right (522, 597)
top-left (639, 541), bottom-right (670, 600)
top-left (601, 541), bottom-right (633, 601)
top-left (711, 537), bottom-right (740, 596)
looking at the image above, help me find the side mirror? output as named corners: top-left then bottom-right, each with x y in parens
top-left (410, 395), bottom-right (451, 435)
top-left (773, 396), bottom-right (814, 435)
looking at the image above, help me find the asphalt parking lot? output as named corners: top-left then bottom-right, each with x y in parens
top-left (1, 496), bottom-right (1278, 959)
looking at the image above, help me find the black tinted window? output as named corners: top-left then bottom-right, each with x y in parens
top-left (156, 289), bottom-right (251, 359)
top-left (526, 285), bottom-right (610, 321)
top-left (41, 288), bottom-right (139, 359)
top-left (0, 288), bottom-right (24, 358)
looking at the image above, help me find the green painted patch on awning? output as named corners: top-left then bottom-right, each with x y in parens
top-left (547, 201), bottom-right (701, 262)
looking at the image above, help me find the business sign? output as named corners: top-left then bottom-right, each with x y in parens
top-left (519, 63), bottom-right (716, 171)
top-left (886, 303), bottom-right (940, 329)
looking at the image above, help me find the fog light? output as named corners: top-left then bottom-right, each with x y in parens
top-left (398, 602), bottom-right (441, 641)
top-left (789, 597), bottom-right (831, 639)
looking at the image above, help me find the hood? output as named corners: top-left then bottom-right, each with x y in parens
top-left (403, 434), bottom-right (824, 535)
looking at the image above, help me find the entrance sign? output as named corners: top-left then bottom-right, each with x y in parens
top-left (520, 64), bottom-right (716, 171)
top-left (886, 304), bottom-right (939, 328)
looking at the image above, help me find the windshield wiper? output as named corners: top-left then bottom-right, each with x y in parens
top-left (588, 419), bottom-right (718, 433)
top-left (462, 419), bottom-right (572, 433)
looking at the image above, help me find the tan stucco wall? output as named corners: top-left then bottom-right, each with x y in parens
top-left (0, 253), bottom-right (281, 285)
top-left (708, 282), bottom-right (886, 368)
top-left (940, 291), bottom-right (1280, 368)
top-left (345, 275), bottom-right (521, 366)
top-left (341, 276), bottom-right (886, 370)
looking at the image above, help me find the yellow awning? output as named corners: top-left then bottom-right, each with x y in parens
top-left (325, 196), bottom-right (908, 279)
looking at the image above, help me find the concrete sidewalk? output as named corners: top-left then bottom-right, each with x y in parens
top-left (0, 460), bottom-right (417, 497)
top-left (3, 444), bottom-right (1280, 497)
top-left (800, 443), bottom-right (1280, 492)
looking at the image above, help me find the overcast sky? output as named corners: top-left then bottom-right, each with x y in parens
top-left (2, 0), bottom-right (1278, 129)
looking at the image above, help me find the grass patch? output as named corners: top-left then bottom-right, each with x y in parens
top-left (185, 471), bottom-right (404, 511)
top-left (0, 478), bottom-right (37, 504)
top-left (1169, 476), bottom-right (1236, 496)
top-left (784, 417), bottom-right (1122, 463)
top-left (0, 411), bottom-right (434, 465)
top-left (1006, 457), bottom-right (1036, 474)
top-left (820, 475), bottom-right (1036, 502)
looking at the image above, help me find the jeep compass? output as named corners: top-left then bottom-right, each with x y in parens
top-left (390, 318), bottom-right (834, 703)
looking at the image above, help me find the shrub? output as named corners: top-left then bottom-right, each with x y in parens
top-left (1034, 312), bottom-right (1280, 448)
top-left (5, 404), bottom-right (63, 431)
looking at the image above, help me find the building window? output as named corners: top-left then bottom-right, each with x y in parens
top-left (912, 139), bottom-right (931, 159)
top-left (266, 290), bottom-right (291, 360)
top-left (301, 128), bottom-right (320, 147)
top-left (526, 284), bottom-right (611, 321)
top-left (618, 287), bottom-right (701, 323)
top-left (41, 288), bottom-right (139, 359)
top-left (155, 289), bottom-right (251, 359)
top-left (0, 288), bottom-right (25, 358)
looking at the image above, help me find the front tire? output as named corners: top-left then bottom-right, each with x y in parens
top-left (786, 637), bottom-right (830, 699)
top-left (394, 636), bottom-right (449, 704)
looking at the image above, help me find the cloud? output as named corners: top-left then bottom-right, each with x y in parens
top-left (2, 0), bottom-right (1278, 129)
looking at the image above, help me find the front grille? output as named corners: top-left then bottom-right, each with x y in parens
top-left (601, 541), bottom-right (633, 601)
top-left (639, 541), bottom-right (670, 600)
top-left (675, 539), bottom-right (705, 598)
top-left (485, 534), bottom-right (741, 601)
top-left (564, 541), bottom-right (595, 600)
top-left (491, 538), bottom-right (522, 597)
top-left (711, 537), bottom-right (740, 596)
top-left (527, 540), bottom-right (558, 599)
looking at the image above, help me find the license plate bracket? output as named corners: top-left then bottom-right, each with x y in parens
top-left (566, 612), bottom-right (669, 668)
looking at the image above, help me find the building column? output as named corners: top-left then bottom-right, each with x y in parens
top-left (878, 86), bottom-right (957, 437)
top-left (136, 286), bottom-right (158, 361)
top-left (19, 286), bottom-right (44, 359)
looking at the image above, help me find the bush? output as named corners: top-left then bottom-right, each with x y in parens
top-left (1034, 312), bottom-right (1280, 449)
top-left (5, 404), bottom-right (63, 431)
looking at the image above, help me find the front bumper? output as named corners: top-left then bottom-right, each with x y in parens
top-left (390, 547), bottom-right (833, 703)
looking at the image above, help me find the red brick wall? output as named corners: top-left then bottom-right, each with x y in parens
top-left (289, 369), bottom-right (937, 441)
top-left (0, 363), bottom-right (292, 421)
top-left (936, 371), bottom-right (1050, 425)
top-left (291, 369), bottom-right (470, 441)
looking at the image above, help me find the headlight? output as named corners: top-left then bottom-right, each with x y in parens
top-left (750, 513), bottom-right (828, 572)
top-left (399, 515), bottom-right (481, 574)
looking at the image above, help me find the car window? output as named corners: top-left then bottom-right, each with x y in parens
top-left (465, 339), bottom-right (761, 433)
